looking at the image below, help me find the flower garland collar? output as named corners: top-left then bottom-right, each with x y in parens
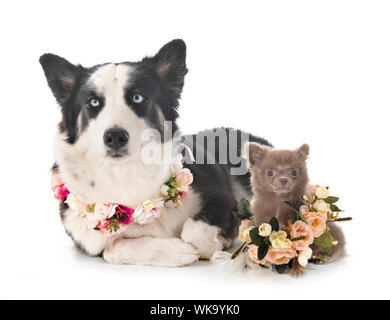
top-left (51, 158), bottom-right (193, 238)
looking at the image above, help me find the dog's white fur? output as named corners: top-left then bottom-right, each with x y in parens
top-left (55, 64), bottom-right (225, 266)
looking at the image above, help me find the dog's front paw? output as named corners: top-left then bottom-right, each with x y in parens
top-left (155, 238), bottom-right (200, 267)
top-left (103, 237), bottom-right (199, 267)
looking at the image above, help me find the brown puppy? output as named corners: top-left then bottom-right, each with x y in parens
top-left (245, 142), bottom-right (346, 275)
top-left (246, 143), bottom-right (310, 226)
top-left (246, 143), bottom-right (310, 276)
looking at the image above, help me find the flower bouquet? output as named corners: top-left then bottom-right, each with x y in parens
top-left (230, 185), bottom-right (351, 274)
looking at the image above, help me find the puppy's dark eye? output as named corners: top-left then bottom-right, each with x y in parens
top-left (291, 170), bottom-right (297, 177)
top-left (88, 98), bottom-right (100, 108)
top-left (267, 170), bottom-right (274, 177)
top-left (132, 94), bottom-right (144, 104)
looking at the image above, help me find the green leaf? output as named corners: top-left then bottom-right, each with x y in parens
top-left (330, 204), bottom-right (343, 212)
top-left (269, 217), bottom-right (279, 231)
top-left (283, 201), bottom-right (306, 222)
top-left (249, 227), bottom-right (263, 246)
top-left (283, 201), bottom-right (300, 212)
top-left (236, 198), bottom-right (253, 219)
top-left (314, 232), bottom-right (335, 254)
top-left (325, 196), bottom-right (339, 204)
top-left (232, 210), bottom-right (248, 221)
top-left (275, 264), bottom-right (288, 274)
top-left (257, 242), bottom-right (269, 261)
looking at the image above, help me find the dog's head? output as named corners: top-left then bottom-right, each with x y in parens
top-left (40, 40), bottom-right (187, 163)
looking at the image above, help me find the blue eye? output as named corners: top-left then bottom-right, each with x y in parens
top-left (133, 94), bottom-right (144, 104)
top-left (267, 170), bottom-right (274, 177)
top-left (89, 98), bottom-right (100, 107)
top-left (291, 170), bottom-right (297, 177)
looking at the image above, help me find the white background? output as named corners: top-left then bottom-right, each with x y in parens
top-left (0, 0), bottom-right (389, 299)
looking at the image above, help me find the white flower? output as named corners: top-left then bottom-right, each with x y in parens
top-left (315, 186), bottom-right (330, 199)
top-left (133, 199), bottom-right (164, 225)
top-left (65, 193), bottom-right (88, 216)
top-left (172, 156), bottom-right (184, 173)
top-left (175, 168), bottom-right (193, 192)
top-left (160, 184), bottom-right (169, 196)
top-left (238, 226), bottom-right (254, 242)
top-left (258, 223), bottom-right (272, 237)
top-left (313, 199), bottom-right (330, 213)
top-left (93, 202), bottom-right (117, 220)
top-left (298, 247), bottom-right (313, 267)
top-left (85, 202), bottom-right (118, 229)
top-left (269, 231), bottom-right (293, 249)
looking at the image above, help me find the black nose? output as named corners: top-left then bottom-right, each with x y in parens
top-left (104, 128), bottom-right (129, 150)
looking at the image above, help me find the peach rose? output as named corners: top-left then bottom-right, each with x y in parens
top-left (304, 184), bottom-right (316, 203)
top-left (290, 220), bottom-right (314, 251)
top-left (247, 245), bottom-right (268, 265)
top-left (265, 247), bottom-right (297, 265)
top-left (175, 168), bottom-right (193, 192)
top-left (248, 245), bottom-right (297, 265)
top-left (303, 211), bottom-right (328, 237)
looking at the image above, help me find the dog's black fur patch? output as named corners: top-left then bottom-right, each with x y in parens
top-left (183, 128), bottom-right (272, 240)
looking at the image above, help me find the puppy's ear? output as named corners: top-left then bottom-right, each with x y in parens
top-left (245, 142), bottom-right (268, 166)
top-left (39, 54), bottom-right (82, 106)
top-left (148, 39), bottom-right (188, 98)
top-left (296, 144), bottom-right (310, 160)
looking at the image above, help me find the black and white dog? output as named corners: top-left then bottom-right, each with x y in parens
top-left (40, 39), bottom-right (271, 266)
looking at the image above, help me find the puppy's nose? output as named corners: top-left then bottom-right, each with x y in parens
top-left (280, 179), bottom-right (288, 185)
top-left (104, 128), bottom-right (129, 150)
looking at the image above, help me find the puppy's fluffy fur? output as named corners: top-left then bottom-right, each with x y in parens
top-left (246, 143), bottom-right (310, 226)
top-left (246, 142), bottom-right (346, 274)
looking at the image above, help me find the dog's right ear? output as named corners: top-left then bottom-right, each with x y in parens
top-left (245, 142), bottom-right (269, 166)
top-left (39, 54), bottom-right (81, 105)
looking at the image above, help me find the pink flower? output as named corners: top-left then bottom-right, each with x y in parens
top-left (53, 185), bottom-right (69, 201)
top-left (290, 220), bottom-right (314, 251)
top-left (178, 191), bottom-right (187, 199)
top-left (248, 245), bottom-right (297, 265)
top-left (302, 211), bottom-right (328, 237)
top-left (133, 199), bottom-right (164, 225)
top-left (93, 202), bottom-right (118, 221)
top-left (248, 245), bottom-right (268, 265)
top-left (265, 247), bottom-right (297, 265)
top-left (175, 168), bottom-right (193, 192)
top-left (51, 174), bottom-right (63, 189)
top-left (116, 205), bottom-right (134, 225)
top-left (51, 174), bottom-right (69, 201)
top-left (97, 220), bottom-right (110, 230)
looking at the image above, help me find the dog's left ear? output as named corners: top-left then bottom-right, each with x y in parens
top-left (245, 142), bottom-right (270, 167)
top-left (148, 39), bottom-right (188, 98)
top-left (296, 144), bottom-right (310, 160)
